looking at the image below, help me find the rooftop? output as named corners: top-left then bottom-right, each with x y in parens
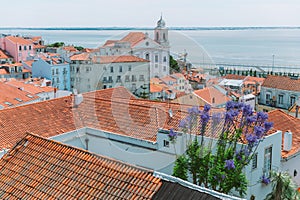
top-left (97, 55), bottom-right (149, 64)
top-left (0, 82), bottom-right (39, 109)
top-left (0, 49), bottom-right (11, 59)
top-left (0, 133), bottom-right (221, 199)
top-left (5, 36), bottom-right (33, 45)
top-left (194, 87), bottom-right (230, 106)
top-left (268, 109), bottom-right (300, 158)
top-left (262, 75), bottom-right (300, 92)
top-left (120, 32), bottom-right (146, 47)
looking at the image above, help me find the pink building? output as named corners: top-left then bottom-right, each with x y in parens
top-left (0, 36), bottom-right (34, 63)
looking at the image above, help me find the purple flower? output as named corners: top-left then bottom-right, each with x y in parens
top-left (225, 159), bottom-right (235, 170)
top-left (254, 126), bottom-right (265, 138)
top-left (179, 119), bottom-right (187, 128)
top-left (200, 112), bottom-right (210, 124)
top-left (246, 116), bottom-right (256, 125)
top-left (246, 134), bottom-right (258, 145)
top-left (226, 101), bottom-right (235, 111)
top-left (203, 104), bottom-right (211, 113)
top-left (242, 104), bottom-right (253, 117)
top-left (262, 175), bottom-right (271, 185)
top-left (264, 121), bottom-right (274, 132)
top-left (168, 128), bottom-right (176, 137)
top-left (212, 112), bottom-right (222, 123)
top-left (188, 106), bottom-right (199, 115)
top-left (225, 109), bottom-right (239, 123)
top-left (221, 174), bottom-right (226, 180)
top-left (257, 112), bottom-right (268, 122)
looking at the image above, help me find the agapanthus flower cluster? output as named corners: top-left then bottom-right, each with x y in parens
top-left (168, 128), bottom-right (177, 143)
top-left (261, 175), bottom-right (271, 185)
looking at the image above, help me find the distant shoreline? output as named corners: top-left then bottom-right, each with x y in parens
top-left (1, 27), bottom-right (300, 31)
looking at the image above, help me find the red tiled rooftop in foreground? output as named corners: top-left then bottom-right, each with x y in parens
top-left (0, 133), bottom-right (220, 200)
top-left (262, 75), bottom-right (300, 92)
top-left (0, 133), bottom-right (161, 199)
top-left (268, 109), bottom-right (300, 158)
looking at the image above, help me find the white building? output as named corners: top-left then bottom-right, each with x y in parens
top-left (100, 16), bottom-right (170, 78)
top-left (70, 54), bottom-right (150, 95)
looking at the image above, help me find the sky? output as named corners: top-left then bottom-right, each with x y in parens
top-left (1, 0), bottom-right (300, 27)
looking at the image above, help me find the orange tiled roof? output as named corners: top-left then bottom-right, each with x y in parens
top-left (0, 133), bottom-right (162, 199)
top-left (194, 87), bottom-right (230, 106)
top-left (23, 60), bottom-right (34, 67)
top-left (33, 44), bottom-right (46, 49)
top-left (0, 49), bottom-right (11, 59)
top-left (0, 82), bottom-right (39, 109)
top-left (120, 32), bottom-right (146, 47)
top-left (63, 46), bottom-right (78, 52)
top-left (98, 55), bottom-right (149, 64)
top-left (102, 40), bottom-right (119, 47)
top-left (171, 73), bottom-right (185, 79)
top-left (262, 75), bottom-right (300, 92)
top-left (0, 133), bottom-right (220, 199)
top-left (268, 109), bottom-right (300, 158)
top-left (6, 36), bottom-right (33, 45)
top-left (70, 53), bottom-right (90, 61)
top-left (5, 79), bottom-right (54, 94)
top-left (0, 69), bottom-right (8, 75)
top-left (0, 87), bottom-right (190, 149)
top-left (150, 83), bottom-right (164, 93)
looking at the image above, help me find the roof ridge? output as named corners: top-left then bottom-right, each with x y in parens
top-left (13, 132), bottom-right (157, 174)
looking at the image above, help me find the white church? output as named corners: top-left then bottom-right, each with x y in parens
top-left (99, 16), bottom-right (170, 78)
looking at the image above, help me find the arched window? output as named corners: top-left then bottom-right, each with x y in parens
top-left (156, 32), bottom-right (159, 41)
top-left (163, 33), bottom-right (166, 41)
top-left (145, 53), bottom-right (150, 60)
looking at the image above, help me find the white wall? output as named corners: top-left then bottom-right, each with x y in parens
top-left (281, 153), bottom-right (300, 186)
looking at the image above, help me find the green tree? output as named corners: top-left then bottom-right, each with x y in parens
top-left (169, 55), bottom-right (180, 72)
top-left (74, 46), bottom-right (84, 51)
top-left (265, 171), bottom-right (300, 200)
top-left (172, 155), bottom-right (188, 180)
top-left (48, 42), bottom-right (65, 48)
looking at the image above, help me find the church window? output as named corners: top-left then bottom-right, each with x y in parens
top-left (156, 32), bottom-right (159, 41)
top-left (145, 53), bottom-right (150, 60)
top-left (163, 33), bottom-right (166, 41)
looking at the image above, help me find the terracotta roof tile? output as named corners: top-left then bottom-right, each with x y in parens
top-left (0, 133), bottom-right (162, 199)
top-left (268, 109), bottom-right (300, 158)
top-left (70, 53), bottom-right (90, 61)
top-left (97, 55), bottom-right (149, 64)
top-left (120, 32), bottom-right (146, 47)
top-left (5, 79), bottom-right (54, 94)
top-left (262, 75), bottom-right (300, 92)
top-left (0, 49), bottom-right (11, 59)
top-left (150, 83), bottom-right (164, 93)
top-left (102, 40), bottom-right (119, 47)
top-left (63, 46), bottom-right (78, 52)
top-left (194, 87), bottom-right (230, 106)
top-left (0, 82), bottom-right (40, 109)
top-left (6, 36), bottom-right (33, 45)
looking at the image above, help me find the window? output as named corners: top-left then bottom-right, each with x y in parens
top-left (56, 77), bottom-right (59, 83)
top-left (132, 83), bottom-right (136, 91)
top-left (76, 67), bottom-right (80, 73)
top-left (278, 94), bottom-right (284, 105)
top-left (145, 53), bottom-right (149, 60)
top-left (163, 66), bottom-right (167, 72)
top-left (86, 67), bottom-right (91, 72)
top-left (163, 56), bottom-right (167, 62)
top-left (252, 153), bottom-right (258, 170)
top-left (52, 69), bottom-right (54, 76)
top-left (155, 55), bottom-right (158, 62)
top-left (163, 140), bottom-right (170, 147)
top-left (19, 46), bottom-right (22, 51)
top-left (103, 85), bottom-right (107, 89)
top-left (290, 96), bottom-right (296, 107)
top-left (29, 46), bottom-right (32, 50)
top-left (163, 33), bottom-right (166, 41)
top-left (70, 78), bottom-right (74, 82)
top-left (56, 69), bottom-right (59, 74)
top-left (131, 75), bottom-right (137, 82)
top-left (116, 75), bottom-right (121, 82)
top-left (119, 66), bottom-right (122, 73)
top-left (266, 93), bottom-right (271, 104)
top-left (108, 76), bottom-right (113, 83)
top-left (24, 46), bottom-right (27, 50)
top-left (263, 146), bottom-right (272, 177)
top-left (139, 75), bottom-right (144, 81)
top-left (110, 66), bottom-right (114, 73)
top-left (125, 75), bottom-right (130, 82)
top-left (156, 32), bottom-right (159, 41)
top-left (128, 65), bottom-right (132, 71)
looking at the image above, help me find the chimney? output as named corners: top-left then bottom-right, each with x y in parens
top-left (72, 89), bottom-right (83, 107)
top-left (283, 131), bottom-right (292, 151)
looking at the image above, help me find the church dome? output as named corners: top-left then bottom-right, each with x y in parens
top-left (157, 16), bottom-right (166, 28)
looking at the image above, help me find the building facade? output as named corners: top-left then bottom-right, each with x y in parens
top-left (70, 54), bottom-right (150, 95)
top-left (32, 58), bottom-right (70, 91)
top-left (100, 16), bottom-right (170, 78)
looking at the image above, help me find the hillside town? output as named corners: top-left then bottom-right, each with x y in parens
top-left (0, 16), bottom-right (299, 199)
